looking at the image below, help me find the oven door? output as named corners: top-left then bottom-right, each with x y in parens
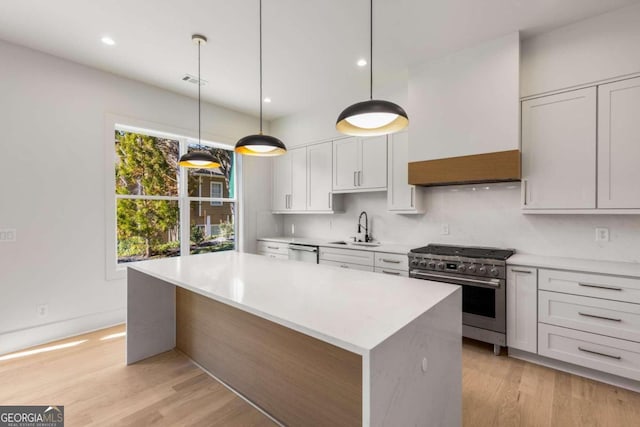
top-left (410, 270), bottom-right (506, 333)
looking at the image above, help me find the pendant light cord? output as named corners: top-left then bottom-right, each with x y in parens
top-left (259, 0), bottom-right (263, 134)
top-left (370, 0), bottom-right (373, 100)
top-left (198, 38), bottom-right (202, 149)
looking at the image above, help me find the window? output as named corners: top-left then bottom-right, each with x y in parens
top-left (109, 124), bottom-right (238, 274)
top-left (210, 182), bottom-right (223, 206)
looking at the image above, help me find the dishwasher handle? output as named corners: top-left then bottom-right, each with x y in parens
top-left (288, 244), bottom-right (318, 253)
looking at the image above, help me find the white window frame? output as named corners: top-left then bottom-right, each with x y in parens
top-left (104, 114), bottom-right (242, 281)
top-left (210, 182), bottom-right (223, 206)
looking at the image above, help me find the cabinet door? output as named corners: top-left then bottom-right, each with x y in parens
top-left (359, 135), bottom-right (387, 189)
top-left (290, 147), bottom-right (307, 210)
top-left (507, 266), bottom-right (538, 353)
top-left (387, 132), bottom-right (420, 211)
top-left (333, 137), bottom-right (359, 191)
top-left (598, 77), bottom-right (640, 208)
top-left (307, 142), bottom-right (333, 211)
top-left (272, 153), bottom-right (291, 211)
top-left (521, 88), bottom-right (596, 209)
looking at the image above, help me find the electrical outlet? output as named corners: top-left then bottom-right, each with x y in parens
top-left (37, 304), bottom-right (48, 318)
top-left (0, 229), bottom-right (16, 242)
top-left (595, 227), bottom-right (609, 242)
top-left (441, 224), bottom-right (450, 235)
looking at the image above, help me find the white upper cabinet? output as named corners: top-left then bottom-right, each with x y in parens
top-left (290, 148), bottom-right (307, 210)
top-left (387, 132), bottom-right (424, 213)
top-left (333, 137), bottom-right (360, 191)
top-left (333, 136), bottom-right (387, 193)
top-left (521, 87), bottom-right (597, 209)
top-left (307, 142), bottom-right (334, 212)
top-left (272, 147), bottom-right (307, 212)
top-left (272, 151), bottom-right (292, 211)
top-left (597, 76), bottom-right (640, 209)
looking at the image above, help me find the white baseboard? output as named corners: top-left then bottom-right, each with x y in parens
top-left (0, 308), bottom-right (126, 356)
top-left (508, 348), bottom-right (640, 393)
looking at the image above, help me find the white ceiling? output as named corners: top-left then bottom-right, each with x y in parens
top-left (1, 0), bottom-right (638, 120)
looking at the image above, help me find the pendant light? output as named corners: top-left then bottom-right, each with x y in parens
top-left (235, 0), bottom-right (287, 157)
top-left (179, 34), bottom-right (220, 169)
top-left (336, 0), bottom-right (409, 136)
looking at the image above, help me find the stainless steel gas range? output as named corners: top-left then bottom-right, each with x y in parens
top-left (408, 244), bottom-right (515, 355)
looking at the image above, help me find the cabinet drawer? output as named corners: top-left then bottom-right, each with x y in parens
top-left (539, 291), bottom-right (640, 343)
top-left (539, 269), bottom-right (640, 304)
top-left (320, 260), bottom-right (374, 272)
top-left (319, 247), bottom-right (374, 266)
top-left (374, 267), bottom-right (408, 277)
top-left (374, 252), bottom-right (408, 270)
top-left (260, 252), bottom-right (289, 260)
top-left (538, 323), bottom-right (640, 381)
top-left (257, 240), bottom-right (289, 255)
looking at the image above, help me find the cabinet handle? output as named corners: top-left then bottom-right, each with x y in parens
top-left (340, 264), bottom-right (349, 268)
top-left (353, 171), bottom-right (357, 187)
top-left (578, 347), bottom-right (622, 360)
top-left (511, 269), bottom-right (532, 274)
top-left (578, 283), bottom-right (623, 291)
top-left (381, 259), bottom-right (401, 264)
top-left (328, 192), bottom-right (332, 209)
top-left (522, 179), bottom-right (527, 206)
top-left (358, 170), bottom-right (362, 186)
top-left (267, 246), bottom-right (278, 249)
top-left (410, 187), bottom-right (414, 208)
top-left (578, 312), bottom-right (622, 322)
top-left (381, 270), bottom-right (401, 275)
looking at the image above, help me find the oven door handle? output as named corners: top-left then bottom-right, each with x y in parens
top-left (410, 271), bottom-right (502, 288)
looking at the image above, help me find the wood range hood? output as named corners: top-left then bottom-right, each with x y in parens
top-left (408, 149), bottom-right (521, 187)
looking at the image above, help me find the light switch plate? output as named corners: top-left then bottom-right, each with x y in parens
top-left (441, 224), bottom-right (450, 235)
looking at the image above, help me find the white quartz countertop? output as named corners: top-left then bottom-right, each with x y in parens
top-left (508, 254), bottom-right (640, 278)
top-left (129, 252), bottom-right (459, 354)
top-left (258, 236), bottom-right (415, 255)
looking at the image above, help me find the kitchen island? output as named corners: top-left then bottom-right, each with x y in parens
top-left (127, 252), bottom-right (461, 427)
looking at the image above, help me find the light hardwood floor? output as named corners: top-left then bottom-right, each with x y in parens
top-left (1, 325), bottom-right (639, 427)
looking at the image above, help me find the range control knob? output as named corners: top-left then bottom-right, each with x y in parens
top-left (410, 259), bottom-right (419, 267)
top-left (427, 261), bottom-right (436, 269)
top-left (490, 267), bottom-right (500, 277)
top-left (467, 264), bottom-right (477, 274)
top-left (457, 264), bottom-right (466, 273)
top-left (419, 259), bottom-right (427, 267)
top-left (478, 266), bottom-right (487, 275)
top-left (436, 262), bottom-right (445, 270)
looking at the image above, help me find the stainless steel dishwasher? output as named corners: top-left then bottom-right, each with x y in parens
top-left (287, 243), bottom-right (319, 264)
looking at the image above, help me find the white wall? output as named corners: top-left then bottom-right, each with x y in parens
top-left (521, 2), bottom-right (640, 97)
top-left (0, 39), bottom-right (275, 354)
top-left (281, 184), bottom-right (640, 263)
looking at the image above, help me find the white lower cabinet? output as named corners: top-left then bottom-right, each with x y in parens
top-left (320, 260), bottom-right (374, 272)
top-left (507, 266), bottom-right (538, 353)
top-left (256, 240), bottom-right (289, 259)
top-left (319, 246), bottom-right (374, 267)
top-left (533, 267), bottom-right (640, 382)
top-left (374, 267), bottom-right (408, 277)
top-left (538, 323), bottom-right (640, 382)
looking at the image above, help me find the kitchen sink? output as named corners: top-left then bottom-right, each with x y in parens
top-left (328, 241), bottom-right (381, 247)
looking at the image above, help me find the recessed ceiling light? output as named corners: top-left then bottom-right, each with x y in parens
top-left (357, 58), bottom-right (367, 67)
top-left (101, 36), bottom-right (116, 46)
top-left (263, 97), bottom-right (272, 103)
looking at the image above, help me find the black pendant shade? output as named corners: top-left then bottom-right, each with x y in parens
top-left (235, 133), bottom-right (287, 157)
top-left (179, 34), bottom-right (220, 169)
top-left (336, 0), bottom-right (409, 137)
top-left (235, 0), bottom-right (286, 157)
top-left (336, 99), bottom-right (409, 136)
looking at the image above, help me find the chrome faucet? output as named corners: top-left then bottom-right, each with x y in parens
top-left (357, 211), bottom-right (371, 242)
